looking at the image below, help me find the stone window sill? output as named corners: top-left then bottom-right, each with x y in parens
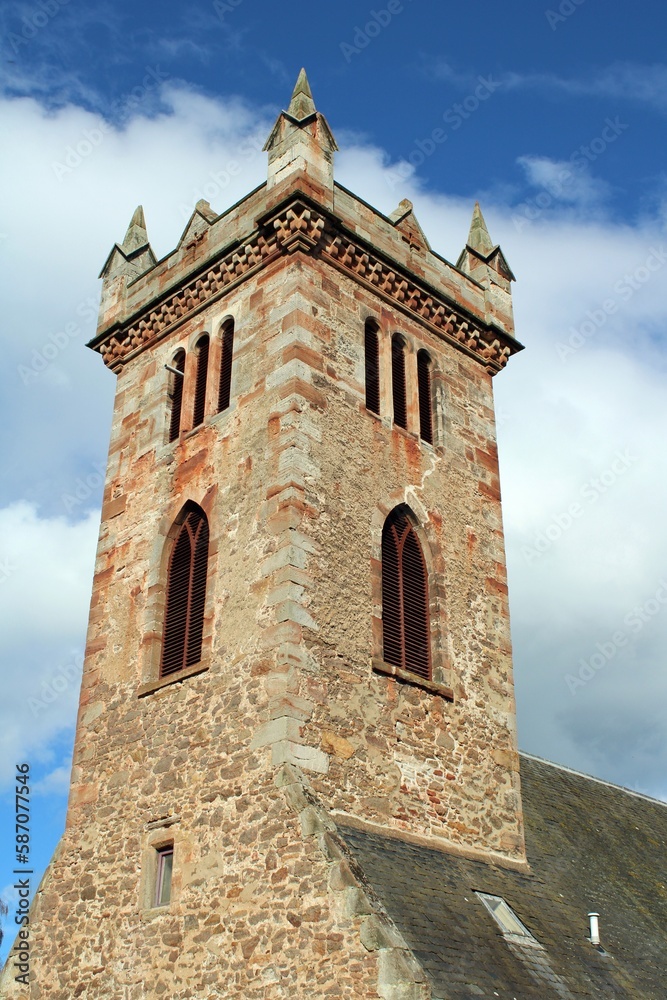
top-left (372, 657), bottom-right (453, 701)
top-left (390, 421), bottom-right (435, 450)
top-left (158, 406), bottom-right (233, 453)
top-left (364, 409), bottom-right (437, 450)
top-left (209, 404), bottom-right (234, 427)
top-left (391, 421), bottom-right (414, 441)
top-left (138, 663), bottom-right (209, 698)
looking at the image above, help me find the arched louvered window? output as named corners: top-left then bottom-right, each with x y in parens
top-left (391, 334), bottom-right (407, 430)
top-left (364, 319), bottom-right (380, 415)
top-left (192, 334), bottom-right (210, 428)
top-left (217, 319), bottom-right (234, 413)
top-left (417, 349), bottom-right (433, 444)
top-left (160, 504), bottom-right (209, 677)
top-left (168, 350), bottom-right (186, 443)
top-left (381, 507), bottom-right (430, 679)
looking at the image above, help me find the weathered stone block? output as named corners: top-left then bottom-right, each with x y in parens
top-left (360, 915), bottom-right (406, 952)
top-left (272, 740), bottom-right (330, 775)
top-left (249, 716), bottom-right (303, 750)
top-left (378, 948), bottom-right (427, 986)
top-left (299, 805), bottom-right (336, 837)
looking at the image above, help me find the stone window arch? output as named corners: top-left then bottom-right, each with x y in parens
top-left (371, 499), bottom-right (452, 698)
top-left (167, 349), bottom-right (186, 442)
top-left (160, 502), bottom-right (209, 677)
top-left (391, 334), bottom-right (407, 429)
top-left (217, 318), bottom-right (235, 413)
top-left (192, 334), bottom-right (210, 428)
top-left (417, 349), bottom-right (433, 444)
top-left (364, 318), bottom-right (380, 415)
top-left (381, 505), bottom-right (431, 679)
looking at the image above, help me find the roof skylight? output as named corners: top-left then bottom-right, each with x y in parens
top-left (476, 892), bottom-right (537, 942)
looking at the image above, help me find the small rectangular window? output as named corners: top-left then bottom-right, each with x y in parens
top-left (154, 846), bottom-right (173, 907)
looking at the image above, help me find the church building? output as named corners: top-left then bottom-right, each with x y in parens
top-left (3, 70), bottom-right (665, 999)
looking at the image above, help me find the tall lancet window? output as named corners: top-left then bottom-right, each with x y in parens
top-left (192, 334), bottom-right (210, 429)
top-left (391, 334), bottom-right (407, 430)
top-left (364, 319), bottom-right (380, 415)
top-left (160, 503), bottom-right (209, 677)
top-left (381, 506), bottom-right (430, 679)
top-left (417, 349), bottom-right (433, 444)
top-left (168, 350), bottom-right (186, 443)
top-left (217, 318), bottom-right (234, 413)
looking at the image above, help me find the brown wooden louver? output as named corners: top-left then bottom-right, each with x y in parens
top-left (364, 320), bottom-right (380, 414)
top-left (192, 335), bottom-right (209, 428)
top-left (391, 335), bottom-right (407, 429)
top-left (160, 504), bottom-right (209, 677)
top-left (417, 349), bottom-right (433, 444)
top-left (217, 319), bottom-right (234, 412)
top-left (168, 350), bottom-right (186, 443)
top-left (381, 508), bottom-right (430, 679)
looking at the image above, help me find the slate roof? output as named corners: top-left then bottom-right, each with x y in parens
top-left (341, 753), bottom-right (667, 999)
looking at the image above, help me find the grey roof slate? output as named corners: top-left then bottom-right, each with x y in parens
top-left (340, 754), bottom-right (667, 999)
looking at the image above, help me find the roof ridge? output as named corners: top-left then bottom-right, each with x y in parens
top-left (519, 751), bottom-right (667, 808)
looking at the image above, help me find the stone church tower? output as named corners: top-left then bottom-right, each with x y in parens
top-left (4, 70), bottom-right (524, 998)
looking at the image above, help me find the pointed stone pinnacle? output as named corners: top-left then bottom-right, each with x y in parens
top-left (130, 205), bottom-right (146, 229)
top-left (122, 205), bottom-right (148, 251)
top-left (287, 67), bottom-right (316, 121)
top-left (467, 201), bottom-right (495, 257)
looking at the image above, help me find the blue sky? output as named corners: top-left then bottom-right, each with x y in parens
top-left (2, 0), bottom-right (667, 957)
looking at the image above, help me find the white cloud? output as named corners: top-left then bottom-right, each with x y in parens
top-left (516, 154), bottom-right (610, 206)
top-left (1, 82), bottom-right (666, 804)
top-left (428, 59), bottom-right (667, 112)
top-left (0, 83), bottom-right (273, 791)
top-left (332, 180), bottom-right (667, 798)
top-left (0, 503), bottom-right (97, 787)
top-left (0, 83), bottom-right (271, 512)
top-left (32, 760), bottom-right (73, 796)
top-left (504, 62), bottom-right (667, 112)
top-left (485, 213), bottom-right (667, 796)
top-left (0, 502), bottom-right (98, 641)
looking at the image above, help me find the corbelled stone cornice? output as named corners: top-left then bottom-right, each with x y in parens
top-left (91, 195), bottom-right (522, 374)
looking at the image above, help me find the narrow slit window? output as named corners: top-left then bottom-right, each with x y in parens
top-left (381, 506), bottom-right (430, 679)
top-left (364, 319), bottom-right (380, 415)
top-left (160, 504), bottom-right (209, 677)
top-left (192, 334), bottom-right (210, 428)
top-left (217, 319), bottom-right (234, 413)
top-left (154, 846), bottom-right (173, 907)
top-left (391, 334), bottom-right (407, 430)
top-left (417, 349), bottom-right (433, 443)
top-left (168, 350), bottom-right (186, 443)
